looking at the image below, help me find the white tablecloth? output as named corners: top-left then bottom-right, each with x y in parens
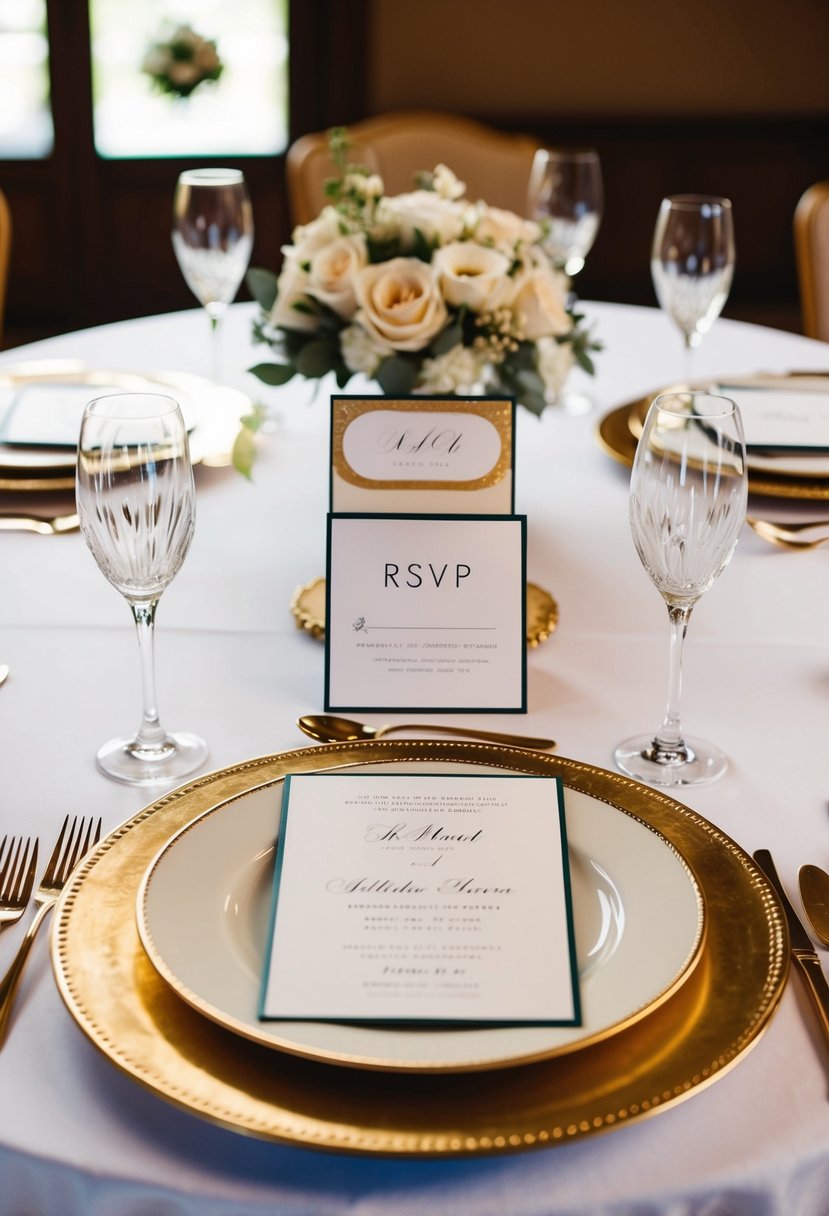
top-left (2, 301), bottom-right (829, 1215)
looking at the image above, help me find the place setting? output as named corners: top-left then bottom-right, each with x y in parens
top-left (595, 193), bottom-right (829, 501)
top-left (45, 382), bottom-right (789, 1157)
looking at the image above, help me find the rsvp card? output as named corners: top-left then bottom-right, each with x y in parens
top-left (325, 513), bottom-right (527, 712)
top-left (259, 772), bottom-right (580, 1026)
top-left (330, 395), bottom-right (515, 514)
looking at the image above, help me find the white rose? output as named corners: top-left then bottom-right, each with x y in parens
top-left (341, 324), bottom-right (386, 376)
top-left (432, 241), bottom-right (515, 312)
top-left (418, 344), bottom-right (488, 394)
top-left (355, 257), bottom-right (448, 352)
top-left (474, 204), bottom-right (541, 253)
top-left (267, 254), bottom-right (318, 333)
top-left (377, 190), bottom-right (467, 249)
top-left (306, 233), bottom-right (367, 318)
top-left (432, 164), bottom-right (466, 201)
top-left (510, 255), bottom-right (571, 340)
top-left (289, 207), bottom-right (350, 263)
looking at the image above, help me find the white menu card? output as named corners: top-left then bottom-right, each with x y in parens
top-left (259, 772), bottom-right (580, 1026)
top-left (325, 513), bottom-right (527, 712)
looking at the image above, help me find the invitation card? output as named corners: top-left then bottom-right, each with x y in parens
top-left (330, 395), bottom-right (515, 513)
top-left (325, 513), bottom-right (526, 712)
top-left (259, 772), bottom-right (580, 1026)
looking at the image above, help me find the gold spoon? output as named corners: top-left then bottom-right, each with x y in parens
top-left (799, 864), bottom-right (829, 948)
top-left (747, 515), bottom-right (829, 551)
top-left (298, 714), bottom-right (555, 750)
top-left (0, 511), bottom-right (80, 536)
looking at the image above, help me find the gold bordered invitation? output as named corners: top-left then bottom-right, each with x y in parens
top-left (330, 395), bottom-right (515, 514)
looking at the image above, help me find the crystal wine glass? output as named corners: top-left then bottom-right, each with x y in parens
top-left (651, 195), bottom-right (735, 384)
top-left (172, 167), bottom-right (254, 383)
top-left (613, 390), bottom-right (747, 787)
top-left (529, 147), bottom-right (603, 278)
top-left (76, 393), bottom-right (208, 786)
top-left (528, 147), bottom-right (602, 414)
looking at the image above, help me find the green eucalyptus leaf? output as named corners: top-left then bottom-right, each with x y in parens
top-left (574, 347), bottom-right (595, 375)
top-left (248, 362), bottom-right (296, 386)
top-left (296, 340), bottom-right (337, 378)
top-left (245, 267), bottom-right (279, 312)
top-left (376, 354), bottom-right (420, 395)
top-left (412, 228), bottom-right (434, 263)
top-left (231, 424), bottom-right (258, 480)
top-left (429, 318), bottom-right (464, 356)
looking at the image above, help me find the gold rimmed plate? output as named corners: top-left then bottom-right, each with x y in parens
top-left (291, 578), bottom-right (560, 649)
top-left (0, 361), bottom-right (248, 491)
top-left (52, 741), bottom-right (787, 1155)
top-left (596, 398), bottom-right (829, 501)
top-left (136, 775), bottom-right (704, 1072)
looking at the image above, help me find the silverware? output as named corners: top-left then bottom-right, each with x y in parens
top-left (0, 837), bottom-right (37, 933)
top-left (0, 814), bottom-right (101, 1047)
top-left (298, 713), bottom-right (556, 750)
top-left (746, 516), bottom-right (829, 550)
top-left (800, 864), bottom-right (829, 949)
top-left (0, 511), bottom-right (80, 536)
top-left (753, 849), bottom-right (829, 1058)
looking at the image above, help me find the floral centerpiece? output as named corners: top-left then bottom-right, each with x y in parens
top-left (141, 24), bottom-right (223, 99)
top-left (246, 130), bottom-right (599, 428)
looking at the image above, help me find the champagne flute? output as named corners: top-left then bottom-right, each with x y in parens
top-left (172, 168), bottom-right (254, 383)
top-left (651, 195), bottom-right (734, 384)
top-left (76, 393), bottom-right (208, 786)
top-left (529, 147), bottom-right (603, 278)
top-left (613, 390), bottom-right (747, 787)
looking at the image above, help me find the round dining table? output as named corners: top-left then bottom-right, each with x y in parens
top-left (2, 298), bottom-right (829, 1215)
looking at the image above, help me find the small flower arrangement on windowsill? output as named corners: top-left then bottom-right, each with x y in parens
top-left (141, 24), bottom-right (224, 100)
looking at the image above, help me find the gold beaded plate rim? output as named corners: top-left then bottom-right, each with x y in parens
top-left (51, 741), bottom-right (787, 1157)
top-left (291, 577), bottom-right (559, 649)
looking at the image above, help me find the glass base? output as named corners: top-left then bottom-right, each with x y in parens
top-left (96, 731), bottom-right (209, 787)
top-left (613, 733), bottom-right (728, 788)
top-left (552, 390), bottom-right (594, 417)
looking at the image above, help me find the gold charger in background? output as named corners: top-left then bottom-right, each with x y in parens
top-left (290, 578), bottom-right (559, 649)
top-left (52, 741), bottom-right (787, 1156)
top-left (0, 362), bottom-right (248, 491)
top-left (597, 390), bottom-right (829, 501)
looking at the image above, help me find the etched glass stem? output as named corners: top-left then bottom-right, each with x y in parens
top-left (654, 603), bottom-right (693, 757)
top-left (130, 599), bottom-right (167, 751)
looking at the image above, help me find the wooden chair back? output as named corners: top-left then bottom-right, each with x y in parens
top-left (794, 182), bottom-right (829, 342)
top-left (0, 189), bottom-right (11, 343)
top-left (286, 110), bottom-right (541, 226)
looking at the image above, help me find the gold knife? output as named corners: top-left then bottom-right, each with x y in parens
top-left (754, 849), bottom-right (829, 1050)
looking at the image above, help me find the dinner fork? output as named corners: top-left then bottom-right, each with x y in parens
top-left (0, 836), bottom-right (38, 932)
top-left (0, 815), bottom-right (101, 1046)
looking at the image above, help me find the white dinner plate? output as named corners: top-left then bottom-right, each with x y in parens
top-left (137, 761), bottom-right (704, 1072)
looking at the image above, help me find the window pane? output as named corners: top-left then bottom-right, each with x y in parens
top-left (89, 0), bottom-right (287, 159)
top-left (0, 0), bottom-right (53, 159)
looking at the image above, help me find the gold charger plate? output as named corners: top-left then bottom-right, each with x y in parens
top-left (597, 396), bottom-right (829, 501)
top-left (0, 361), bottom-right (249, 491)
top-left (290, 577), bottom-right (560, 649)
top-left (52, 741), bottom-right (787, 1156)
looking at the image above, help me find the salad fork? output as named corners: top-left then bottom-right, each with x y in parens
top-left (0, 815), bottom-right (101, 1046)
top-left (0, 836), bottom-right (38, 932)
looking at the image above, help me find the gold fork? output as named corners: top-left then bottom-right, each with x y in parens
top-left (0, 815), bottom-right (101, 1046)
top-left (747, 516), bottom-right (829, 551)
top-left (0, 836), bottom-right (38, 933)
top-left (0, 512), bottom-right (80, 536)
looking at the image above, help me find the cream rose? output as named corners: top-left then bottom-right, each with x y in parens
top-left (474, 204), bottom-right (541, 253)
top-left (432, 241), bottom-right (515, 312)
top-left (510, 256), bottom-right (571, 340)
top-left (306, 233), bottom-right (367, 318)
top-left (354, 257), bottom-right (448, 352)
top-left (289, 206), bottom-right (347, 264)
top-left (377, 190), bottom-right (467, 249)
top-left (267, 255), bottom-right (318, 333)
